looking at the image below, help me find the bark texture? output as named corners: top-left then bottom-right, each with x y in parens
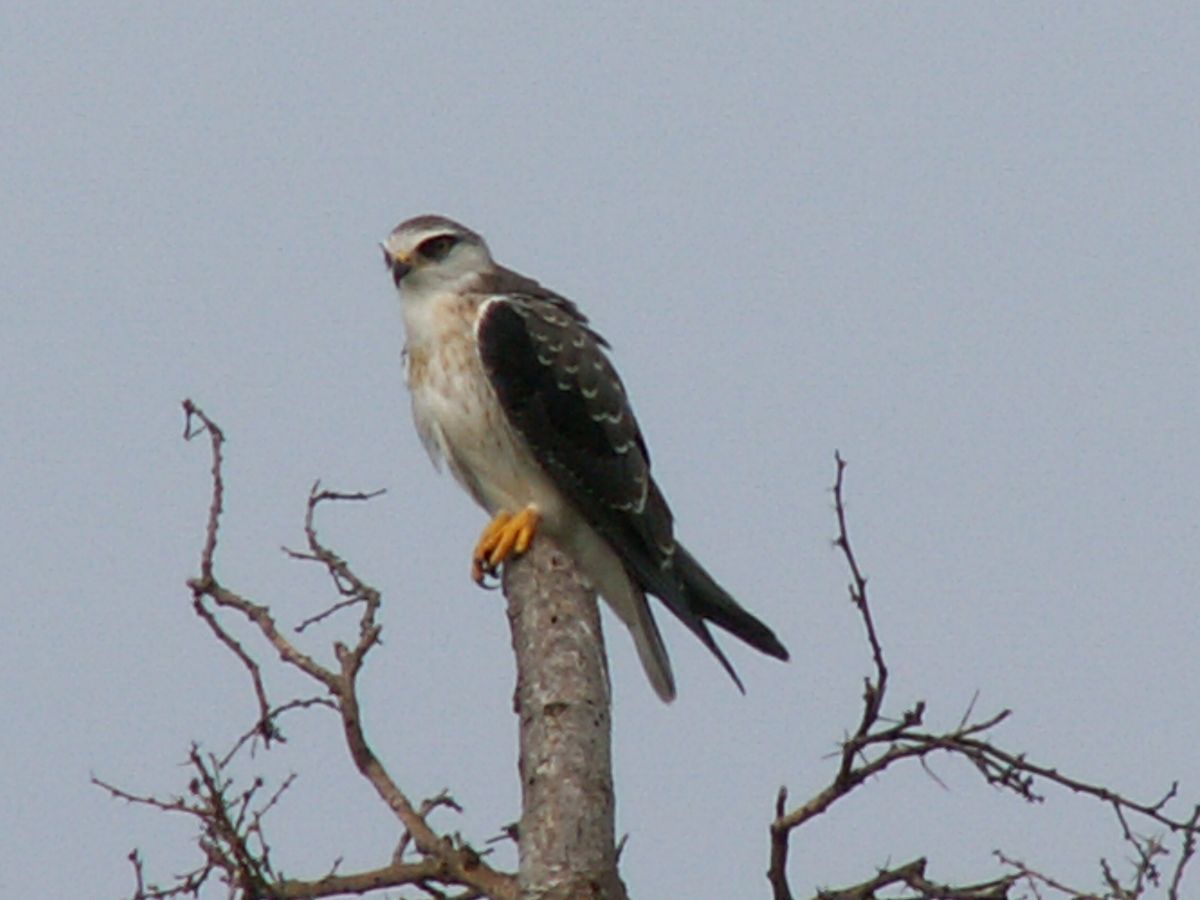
top-left (503, 537), bottom-right (629, 900)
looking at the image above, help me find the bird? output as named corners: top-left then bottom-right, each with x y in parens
top-left (381, 215), bottom-right (788, 701)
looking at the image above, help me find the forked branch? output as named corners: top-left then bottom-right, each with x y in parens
top-left (99, 401), bottom-right (517, 900)
top-left (768, 453), bottom-right (1200, 900)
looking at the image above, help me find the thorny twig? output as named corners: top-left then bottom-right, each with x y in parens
top-left (94, 746), bottom-right (284, 898)
top-left (219, 696), bottom-right (337, 768)
top-left (98, 401), bottom-right (517, 900)
top-left (768, 453), bottom-right (1200, 900)
top-left (815, 857), bottom-right (1013, 900)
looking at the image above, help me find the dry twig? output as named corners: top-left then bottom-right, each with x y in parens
top-left (98, 401), bottom-right (517, 900)
top-left (769, 453), bottom-right (1200, 900)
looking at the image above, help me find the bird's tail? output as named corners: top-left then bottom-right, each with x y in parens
top-left (567, 526), bottom-right (678, 701)
top-left (601, 573), bottom-right (677, 702)
top-left (673, 542), bottom-right (790, 669)
top-left (624, 587), bottom-right (676, 703)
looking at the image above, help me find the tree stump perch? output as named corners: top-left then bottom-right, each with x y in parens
top-left (503, 536), bottom-right (629, 900)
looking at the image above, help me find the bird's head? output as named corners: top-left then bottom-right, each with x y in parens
top-left (381, 215), bottom-right (493, 296)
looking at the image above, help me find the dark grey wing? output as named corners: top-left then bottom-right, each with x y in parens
top-left (476, 295), bottom-right (675, 568)
top-left (476, 294), bottom-right (788, 686)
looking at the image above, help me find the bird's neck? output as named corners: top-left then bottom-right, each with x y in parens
top-left (401, 285), bottom-right (479, 354)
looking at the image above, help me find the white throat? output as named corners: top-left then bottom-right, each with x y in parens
top-left (399, 270), bottom-right (481, 351)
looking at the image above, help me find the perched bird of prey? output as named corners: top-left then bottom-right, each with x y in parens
top-left (382, 215), bottom-right (788, 701)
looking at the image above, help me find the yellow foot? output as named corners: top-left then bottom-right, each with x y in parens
top-left (471, 506), bottom-right (541, 584)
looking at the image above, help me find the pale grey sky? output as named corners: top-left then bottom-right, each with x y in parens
top-left (3, 4), bottom-right (1198, 897)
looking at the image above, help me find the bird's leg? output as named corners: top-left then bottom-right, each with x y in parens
top-left (471, 505), bottom-right (541, 584)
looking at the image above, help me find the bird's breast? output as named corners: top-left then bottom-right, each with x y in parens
top-left (403, 295), bottom-right (561, 518)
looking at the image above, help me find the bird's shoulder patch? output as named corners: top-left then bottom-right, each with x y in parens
top-left (475, 294), bottom-right (671, 557)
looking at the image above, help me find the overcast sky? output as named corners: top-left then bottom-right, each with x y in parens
top-left (3, 4), bottom-right (1198, 897)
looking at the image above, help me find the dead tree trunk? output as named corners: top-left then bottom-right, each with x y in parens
top-left (503, 536), bottom-right (629, 900)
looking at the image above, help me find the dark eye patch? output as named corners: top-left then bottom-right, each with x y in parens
top-left (417, 234), bottom-right (458, 261)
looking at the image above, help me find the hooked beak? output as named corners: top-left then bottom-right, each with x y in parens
top-left (380, 243), bottom-right (412, 286)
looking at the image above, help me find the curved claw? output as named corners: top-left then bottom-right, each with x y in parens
top-left (471, 506), bottom-right (540, 586)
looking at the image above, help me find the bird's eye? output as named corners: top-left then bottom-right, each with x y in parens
top-left (417, 234), bottom-right (458, 261)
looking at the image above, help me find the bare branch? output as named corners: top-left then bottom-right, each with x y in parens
top-left (769, 787), bottom-right (794, 900)
top-left (830, 450), bottom-right (888, 760)
top-left (816, 857), bottom-right (1014, 900)
top-left (770, 454), bottom-right (1200, 900)
top-left (101, 403), bottom-right (517, 900)
top-left (191, 593), bottom-right (283, 748)
top-left (284, 483), bottom-right (387, 636)
top-left (182, 399), bottom-right (223, 584)
top-left (1169, 806), bottom-right (1200, 899)
top-left (220, 696), bottom-right (338, 767)
top-left (994, 850), bottom-right (1093, 899)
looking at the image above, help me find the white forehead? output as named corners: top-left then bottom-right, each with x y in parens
top-left (383, 215), bottom-right (488, 257)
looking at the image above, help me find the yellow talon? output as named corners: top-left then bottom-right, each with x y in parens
top-left (471, 506), bottom-right (540, 584)
top-left (511, 508), bottom-right (538, 555)
top-left (471, 511), bottom-right (511, 583)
